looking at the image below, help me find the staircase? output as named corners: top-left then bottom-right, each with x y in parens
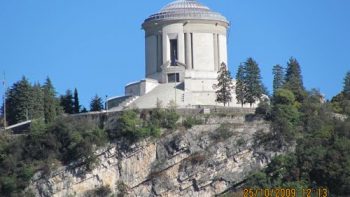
top-left (130, 83), bottom-right (185, 109)
top-left (109, 96), bottom-right (139, 112)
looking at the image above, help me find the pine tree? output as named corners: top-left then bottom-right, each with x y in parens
top-left (244, 58), bottom-right (263, 107)
top-left (73, 88), bottom-right (80, 114)
top-left (284, 57), bottom-right (305, 102)
top-left (90, 94), bottom-right (104, 112)
top-left (235, 64), bottom-right (246, 107)
top-left (272, 64), bottom-right (284, 94)
top-left (343, 71), bottom-right (350, 98)
top-left (81, 107), bottom-right (88, 113)
top-left (43, 77), bottom-right (58, 123)
top-left (214, 63), bottom-right (234, 106)
top-left (6, 77), bottom-right (33, 124)
top-left (30, 82), bottom-right (44, 120)
top-left (60, 89), bottom-right (74, 114)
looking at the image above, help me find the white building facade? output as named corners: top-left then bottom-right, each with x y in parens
top-left (109, 0), bottom-right (254, 110)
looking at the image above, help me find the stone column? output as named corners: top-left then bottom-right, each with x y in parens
top-left (213, 33), bottom-right (219, 71)
top-left (185, 33), bottom-right (192, 70)
top-left (178, 33), bottom-right (185, 64)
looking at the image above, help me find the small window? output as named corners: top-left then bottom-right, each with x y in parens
top-left (170, 39), bottom-right (178, 66)
top-left (168, 73), bottom-right (180, 83)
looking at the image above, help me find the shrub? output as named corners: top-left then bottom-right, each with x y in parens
top-left (255, 98), bottom-right (271, 119)
top-left (183, 116), bottom-right (203, 129)
top-left (210, 124), bottom-right (233, 142)
top-left (109, 110), bottom-right (162, 142)
top-left (117, 181), bottom-right (128, 197)
top-left (0, 176), bottom-right (16, 195)
top-left (149, 109), bottom-right (179, 130)
top-left (85, 185), bottom-right (112, 197)
top-left (0, 116), bottom-right (109, 195)
top-left (236, 137), bottom-right (246, 147)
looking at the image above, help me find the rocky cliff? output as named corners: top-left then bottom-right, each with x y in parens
top-left (28, 114), bottom-right (279, 197)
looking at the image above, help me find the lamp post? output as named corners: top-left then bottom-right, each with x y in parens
top-left (105, 95), bottom-right (109, 116)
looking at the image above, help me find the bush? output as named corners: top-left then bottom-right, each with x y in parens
top-left (274, 89), bottom-right (296, 105)
top-left (109, 110), bottom-right (163, 142)
top-left (183, 116), bottom-right (203, 129)
top-left (0, 176), bottom-right (16, 195)
top-left (236, 137), bottom-right (246, 147)
top-left (210, 124), bottom-right (233, 142)
top-left (149, 109), bottom-right (179, 130)
top-left (255, 98), bottom-right (271, 119)
top-left (0, 116), bottom-right (109, 196)
top-left (117, 181), bottom-right (128, 197)
top-left (85, 185), bottom-right (112, 197)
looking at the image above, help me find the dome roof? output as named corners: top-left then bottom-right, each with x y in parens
top-left (144, 0), bottom-right (228, 24)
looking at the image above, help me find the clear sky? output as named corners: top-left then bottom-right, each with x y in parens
top-left (1, 0), bottom-right (349, 109)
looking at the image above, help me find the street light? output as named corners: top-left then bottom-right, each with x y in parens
top-left (105, 95), bottom-right (109, 116)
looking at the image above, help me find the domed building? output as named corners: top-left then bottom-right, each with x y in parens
top-left (108, 0), bottom-right (250, 110)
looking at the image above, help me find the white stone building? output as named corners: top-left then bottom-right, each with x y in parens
top-left (109, 0), bottom-right (255, 110)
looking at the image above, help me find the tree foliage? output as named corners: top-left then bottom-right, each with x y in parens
top-left (244, 58), bottom-right (264, 106)
top-left (330, 71), bottom-right (350, 115)
top-left (284, 57), bottom-right (306, 103)
top-left (272, 64), bottom-right (284, 94)
top-left (215, 63), bottom-right (234, 106)
top-left (43, 77), bottom-right (59, 123)
top-left (4, 77), bottom-right (63, 126)
top-left (271, 89), bottom-right (300, 145)
top-left (5, 77), bottom-right (42, 125)
top-left (343, 71), bottom-right (350, 99)
top-left (90, 94), bottom-right (104, 112)
top-left (247, 86), bottom-right (350, 196)
top-left (235, 64), bottom-right (246, 107)
top-left (73, 88), bottom-right (80, 114)
top-left (0, 117), bottom-right (107, 196)
top-left (60, 89), bottom-right (74, 114)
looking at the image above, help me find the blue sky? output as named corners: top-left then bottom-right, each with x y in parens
top-left (1, 0), bottom-right (349, 109)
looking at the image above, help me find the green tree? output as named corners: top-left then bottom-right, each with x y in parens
top-left (343, 71), bottom-right (350, 99)
top-left (43, 77), bottom-right (59, 123)
top-left (60, 89), bottom-right (74, 114)
top-left (284, 57), bottom-right (306, 103)
top-left (271, 89), bottom-right (300, 145)
top-left (272, 64), bottom-right (284, 94)
top-left (73, 88), bottom-right (80, 114)
top-left (81, 107), bottom-right (88, 113)
top-left (90, 94), bottom-right (104, 112)
top-left (30, 83), bottom-right (44, 120)
top-left (214, 63), bottom-right (234, 106)
top-left (6, 77), bottom-right (33, 124)
top-left (244, 58), bottom-right (264, 107)
top-left (235, 64), bottom-right (246, 107)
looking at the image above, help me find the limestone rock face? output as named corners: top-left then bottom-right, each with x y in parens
top-left (28, 115), bottom-right (279, 197)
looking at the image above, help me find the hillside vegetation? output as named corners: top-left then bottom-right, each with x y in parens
top-left (0, 58), bottom-right (350, 196)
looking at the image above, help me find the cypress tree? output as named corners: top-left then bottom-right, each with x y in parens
top-left (215, 63), bottom-right (234, 106)
top-left (235, 64), bottom-right (246, 107)
top-left (43, 77), bottom-right (58, 123)
top-left (343, 71), bottom-right (350, 98)
top-left (244, 58), bottom-right (263, 107)
top-left (73, 88), bottom-right (80, 114)
top-left (90, 94), bottom-right (104, 112)
top-left (284, 57), bottom-right (305, 102)
top-left (272, 64), bottom-right (285, 94)
top-left (60, 89), bottom-right (74, 114)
